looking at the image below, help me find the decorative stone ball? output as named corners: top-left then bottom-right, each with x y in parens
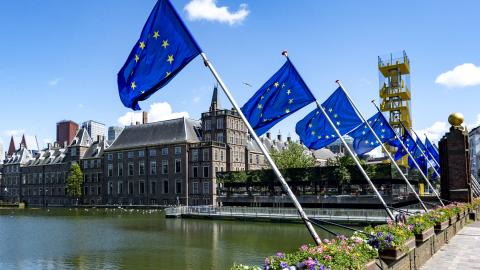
top-left (448, 112), bottom-right (464, 126)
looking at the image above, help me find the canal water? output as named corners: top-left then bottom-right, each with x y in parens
top-left (0, 208), bottom-right (351, 270)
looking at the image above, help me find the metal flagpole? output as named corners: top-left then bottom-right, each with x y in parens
top-left (410, 129), bottom-right (441, 178)
top-left (335, 81), bottom-right (428, 212)
top-left (372, 103), bottom-right (445, 206)
top-left (309, 83), bottom-right (396, 219)
top-left (424, 134), bottom-right (441, 168)
top-left (199, 52), bottom-right (322, 245)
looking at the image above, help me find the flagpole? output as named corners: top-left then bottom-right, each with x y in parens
top-left (372, 103), bottom-right (445, 206)
top-left (199, 52), bottom-right (322, 245)
top-left (335, 81), bottom-right (428, 212)
top-left (408, 126), bottom-right (441, 178)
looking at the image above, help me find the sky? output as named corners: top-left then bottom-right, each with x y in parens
top-left (1, 0), bottom-right (480, 152)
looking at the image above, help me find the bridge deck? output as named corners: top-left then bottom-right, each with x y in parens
top-left (422, 221), bottom-right (480, 270)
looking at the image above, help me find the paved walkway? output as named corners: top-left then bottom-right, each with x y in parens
top-left (422, 222), bottom-right (480, 270)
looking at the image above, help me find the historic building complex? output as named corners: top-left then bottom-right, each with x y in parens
top-left (0, 87), bottom-right (270, 206)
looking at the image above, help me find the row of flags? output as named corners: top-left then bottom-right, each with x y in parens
top-left (117, 0), bottom-right (440, 177)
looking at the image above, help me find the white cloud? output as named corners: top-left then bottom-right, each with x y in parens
top-left (193, 96), bottom-right (201, 103)
top-left (416, 121), bottom-right (448, 144)
top-left (117, 102), bottom-right (189, 126)
top-left (184, 0), bottom-right (249, 25)
top-left (48, 78), bottom-right (62, 86)
top-left (435, 63), bottom-right (480, 88)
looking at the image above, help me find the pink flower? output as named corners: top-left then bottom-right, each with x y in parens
top-left (323, 255), bottom-right (332, 261)
top-left (300, 244), bottom-right (309, 251)
top-left (323, 239), bottom-right (330, 244)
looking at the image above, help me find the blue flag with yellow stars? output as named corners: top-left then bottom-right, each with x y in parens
top-left (118, 0), bottom-right (202, 110)
top-left (388, 128), bottom-right (415, 161)
top-left (296, 86), bottom-right (363, 150)
top-left (241, 59), bottom-right (316, 136)
top-left (349, 112), bottom-right (396, 155)
top-left (408, 141), bottom-right (428, 175)
top-left (425, 137), bottom-right (440, 164)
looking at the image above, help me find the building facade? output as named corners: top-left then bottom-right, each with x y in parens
top-left (82, 120), bottom-right (106, 142)
top-left (469, 126), bottom-right (480, 178)
top-left (108, 126), bottom-right (124, 143)
top-left (57, 120), bottom-right (79, 147)
top-left (0, 88), bottom-right (269, 206)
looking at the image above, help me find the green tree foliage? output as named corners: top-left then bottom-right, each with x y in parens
top-left (66, 163), bottom-right (84, 200)
top-left (270, 142), bottom-right (315, 170)
top-left (326, 155), bottom-right (376, 193)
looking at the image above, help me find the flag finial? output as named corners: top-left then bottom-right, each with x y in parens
top-left (281, 51), bottom-right (288, 57)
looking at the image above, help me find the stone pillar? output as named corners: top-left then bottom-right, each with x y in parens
top-left (439, 113), bottom-right (472, 203)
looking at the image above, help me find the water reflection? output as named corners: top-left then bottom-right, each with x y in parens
top-left (0, 209), bottom-right (351, 270)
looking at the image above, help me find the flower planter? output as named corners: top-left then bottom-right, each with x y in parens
top-left (415, 227), bottom-right (434, 243)
top-left (365, 260), bottom-right (377, 270)
top-left (449, 216), bottom-right (457, 225)
top-left (378, 237), bottom-right (415, 260)
top-left (434, 220), bottom-right (449, 232)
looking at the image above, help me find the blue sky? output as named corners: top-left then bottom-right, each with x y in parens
top-left (1, 0), bottom-right (480, 151)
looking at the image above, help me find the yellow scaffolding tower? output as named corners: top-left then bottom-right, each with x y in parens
top-left (378, 51), bottom-right (412, 167)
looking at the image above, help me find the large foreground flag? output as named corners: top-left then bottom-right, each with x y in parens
top-left (296, 86), bottom-right (362, 150)
top-left (118, 0), bottom-right (202, 110)
top-left (349, 112), bottom-right (396, 155)
top-left (241, 59), bottom-right (316, 136)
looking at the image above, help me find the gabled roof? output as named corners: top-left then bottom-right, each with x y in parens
top-left (106, 117), bottom-right (201, 151)
top-left (70, 128), bottom-right (92, 147)
top-left (7, 136), bottom-right (16, 157)
top-left (4, 147), bottom-right (33, 165)
top-left (83, 137), bottom-right (109, 159)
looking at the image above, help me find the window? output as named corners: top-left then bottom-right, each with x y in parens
top-left (108, 182), bottom-right (113, 195)
top-left (127, 152), bottom-right (134, 158)
top-left (150, 181), bottom-right (156, 195)
top-left (138, 150), bottom-right (145, 158)
top-left (90, 160), bottom-right (95, 168)
top-left (139, 181), bottom-right (145, 194)
top-left (149, 149), bottom-right (157, 156)
top-left (71, 148), bottom-right (77, 157)
top-left (175, 146), bottom-right (181, 155)
top-left (193, 182), bottom-right (199, 194)
top-left (249, 154), bottom-right (253, 164)
top-left (107, 154), bottom-right (113, 161)
top-left (128, 182), bottom-right (134, 195)
top-left (192, 149), bottom-right (198, 161)
top-left (84, 161), bottom-right (89, 169)
top-left (220, 150), bottom-right (224, 161)
top-left (128, 163), bottom-right (134, 176)
top-left (97, 186), bottom-right (101, 195)
top-left (118, 182), bottom-right (123, 195)
top-left (216, 133), bottom-right (224, 143)
top-left (175, 159), bottom-right (181, 173)
top-left (163, 180), bottom-right (169, 194)
top-left (162, 147), bottom-right (168, 156)
top-left (203, 182), bottom-right (210, 194)
top-left (118, 164), bottom-right (123, 176)
top-left (217, 118), bottom-right (224, 129)
top-left (107, 164), bottom-right (113, 177)
top-left (85, 174), bottom-right (90, 182)
top-left (139, 162), bottom-right (145, 175)
top-left (256, 155), bottom-right (260, 164)
top-left (205, 133), bottom-right (211, 141)
top-left (162, 160), bottom-right (168, 174)
top-left (203, 166), bottom-right (209, 178)
top-left (203, 149), bottom-right (209, 161)
top-left (193, 166), bottom-right (198, 178)
top-left (150, 161), bottom-right (157, 175)
top-left (205, 120), bottom-right (211, 130)
top-left (117, 153), bottom-right (123, 159)
top-left (175, 180), bottom-right (182, 194)
top-left (214, 150), bottom-right (218, 161)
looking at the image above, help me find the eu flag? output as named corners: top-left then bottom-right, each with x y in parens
top-left (408, 141), bottom-right (428, 175)
top-left (241, 59), bottom-right (316, 136)
top-left (425, 137), bottom-right (440, 163)
top-left (118, 0), bottom-right (202, 110)
top-left (349, 112), bottom-right (396, 155)
top-left (296, 86), bottom-right (362, 150)
top-left (389, 128), bottom-right (415, 161)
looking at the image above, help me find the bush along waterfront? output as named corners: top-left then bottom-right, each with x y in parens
top-left (231, 199), bottom-right (480, 270)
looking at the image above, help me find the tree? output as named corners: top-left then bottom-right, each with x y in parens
top-left (326, 155), bottom-right (376, 194)
top-left (270, 142), bottom-right (315, 170)
top-left (66, 163), bottom-right (84, 204)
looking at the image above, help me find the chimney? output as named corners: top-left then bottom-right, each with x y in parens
top-left (64, 141), bottom-right (68, 147)
top-left (142, 111), bottom-right (148, 124)
top-left (136, 121), bottom-right (140, 125)
top-left (277, 134), bottom-right (282, 141)
top-left (47, 143), bottom-right (51, 150)
top-left (266, 132), bottom-right (271, 139)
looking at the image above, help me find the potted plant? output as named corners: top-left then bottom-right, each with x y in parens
top-left (407, 214), bottom-right (435, 243)
top-left (364, 221), bottom-right (415, 260)
top-left (428, 209), bottom-right (450, 232)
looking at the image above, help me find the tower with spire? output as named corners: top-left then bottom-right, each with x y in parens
top-left (7, 136), bottom-right (16, 157)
